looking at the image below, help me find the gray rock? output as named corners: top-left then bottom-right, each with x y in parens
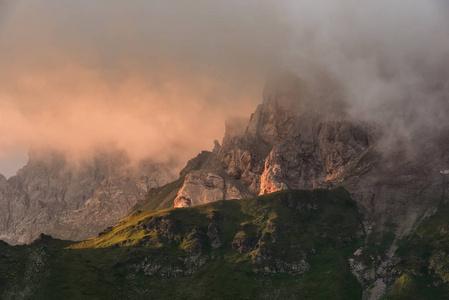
top-left (231, 231), bottom-right (254, 254)
top-left (0, 149), bottom-right (176, 244)
top-left (173, 71), bottom-right (449, 248)
top-left (207, 223), bottom-right (222, 249)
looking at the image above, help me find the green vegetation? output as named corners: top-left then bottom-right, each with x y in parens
top-left (133, 150), bottom-right (222, 212)
top-left (382, 202), bottom-right (449, 299)
top-left (133, 177), bottom-right (185, 211)
top-left (359, 221), bottom-right (397, 265)
top-left (0, 188), bottom-right (365, 299)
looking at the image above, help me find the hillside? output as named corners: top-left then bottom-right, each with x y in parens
top-left (0, 188), bottom-right (365, 300)
top-left (382, 200), bottom-right (449, 299)
top-left (1, 73), bottom-right (449, 299)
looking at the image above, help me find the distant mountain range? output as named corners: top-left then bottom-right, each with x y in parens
top-left (0, 149), bottom-right (175, 244)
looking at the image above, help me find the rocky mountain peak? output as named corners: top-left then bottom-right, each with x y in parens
top-left (0, 149), bottom-right (176, 244)
top-left (172, 70), bottom-right (449, 257)
top-left (173, 73), bottom-right (375, 209)
top-left (246, 72), bottom-right (308, 144)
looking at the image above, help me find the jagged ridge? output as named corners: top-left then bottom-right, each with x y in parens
top-left (0, 150), bottom-right (176, 244)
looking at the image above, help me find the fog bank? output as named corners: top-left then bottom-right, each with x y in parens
top-left (1, 0), bottom-right (448, 175)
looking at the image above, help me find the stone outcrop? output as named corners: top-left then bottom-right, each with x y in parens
top-left (174, 72), bottom-right (376, 209)
top-left (207, 223), bottom-right (222, 249)
top-left (349, 247), bottom-right (402, 300)
top-left (173, 71), bottom-right (449, 238)
top-left (171, 73), bottom-right (449, 299)
top-left (174, 172), bottom-right (226, 207)
top-left (0, 149), bottom-right (176, 244)
top-left (232, 231), bottom-right (254, 254)
top-left (174, 171), bottom-right (247, 207)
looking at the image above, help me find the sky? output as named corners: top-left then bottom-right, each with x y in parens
top-left (1, 0), bottom-right (449, 177)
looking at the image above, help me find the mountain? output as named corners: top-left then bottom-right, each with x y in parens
top-left (2, 188), bottom-right (449, 299)
top-left (150, 72), bottom-right (447, 236)
top-left (145, 73), bottom-right (376, 211)
top-left (0, 149), bottom-right (176, 244)
top-left (136, 72), bottom-right (449, 298)
top-left (1, 72), bottom-right (449, 299)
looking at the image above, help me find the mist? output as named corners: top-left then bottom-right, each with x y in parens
top-left (1, 0), bottom-right (448, 176)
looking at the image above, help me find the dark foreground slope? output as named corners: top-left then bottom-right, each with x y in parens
top-left (381, 201), bottom-right (449, 299)
top-left (0, 188), bottom-right (364, 300)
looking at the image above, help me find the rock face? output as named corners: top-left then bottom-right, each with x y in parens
top-left (173, 72), bottom-right (449, 243)
top-left (0, 150), bottom-right (176, 244)
top-left (174, 172), bottom-right (225, 207)
top-left (169, 72), bottom-right (449, 299)
top-left (174, 171), bottom-right (249, 207)
top-left (174, 73), bottom-right (376, 208)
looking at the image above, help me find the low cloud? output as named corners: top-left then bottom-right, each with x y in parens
top-left (0, 0), bottom-right (448, 175)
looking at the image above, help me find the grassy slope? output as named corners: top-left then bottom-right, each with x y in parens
top-left (133, 150), bottom-right (221, 212)
top-left (133, 177), bottom-right (185, 211)
top-left (382, 202), bottom-right (449, 299)
top-left (0, 188), bottom-right (364, 300)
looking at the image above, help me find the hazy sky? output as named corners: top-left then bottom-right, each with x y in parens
top-left (1, 0), bottom-right (448, 177)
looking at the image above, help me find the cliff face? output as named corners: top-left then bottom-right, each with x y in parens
top-left (0, 150), bottom-right (176, 244)
top-left (173, 73), bottom-right (449, 237)
top-left (174, 74), bottom-right (375, 207)
top-left (2, 72), bottom-right (448, 298)
top-left (169, 73), bottom-right (449, 299)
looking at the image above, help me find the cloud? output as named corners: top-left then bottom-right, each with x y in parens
top-left (0, 0), bottom-right (448, 175)
top-left (280, 1), bottom-right (449, 139)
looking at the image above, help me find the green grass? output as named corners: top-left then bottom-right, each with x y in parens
top-left (0, 188), bottom-right (365, 300)
top-left (133, 177), bottom-right (185, 211)
top-left (382, 202), bottom-right (449, 299)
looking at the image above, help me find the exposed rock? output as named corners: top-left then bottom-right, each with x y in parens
top-left (184, 227), bottom-right (204, 254)
top-left (251, 244), bottom-right (309, 275)
top-left (179, 151), bottom-right (221, 178)
top-left (137, 215), bottom-right (177, 241)
top-left (174, 171), bottom-right (226, 207)
top-left (160, 217), bottom-right (176, 240)
top-left (0, 149), bottom-right (176, 244)
top-left (231, 231), bottom-right (254, 254)
top-left (3, 70), bottom-right (448, 298)
top-left (133, 253), bottom-right (208, 277)
top-left (349, 247), bottom-right (402, 300)
top-left (174, 73), bottom-right (375, 209)
top-left (171, 72), bottom-right (449, 265)
top-left (259, 162), bottom-right (288, 194)
top-left (174, 169), bottom-right (250, 207)
top-left (207, 223), bottom-right (222, 249)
